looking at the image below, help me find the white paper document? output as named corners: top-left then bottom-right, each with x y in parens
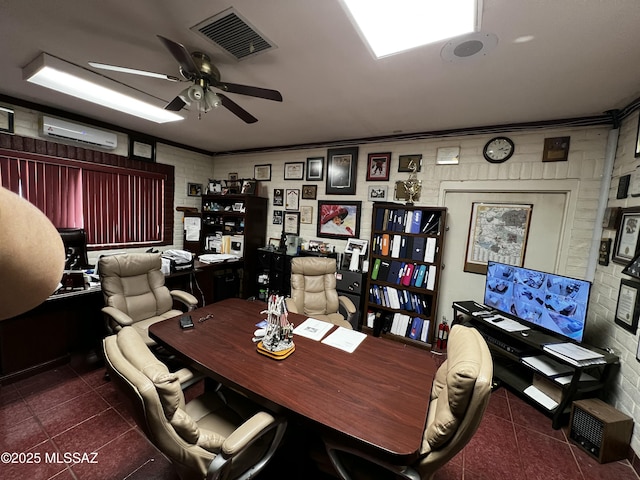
top-left (293, 318), bottom-right (334, 341)
top-left (521, 356), bottom-right (573, 377)
top-left (321, 327), bottom-right (367, 353)
top-left (184, 216), bottom-right (201, 241)
top-left (523, 385), bottom-right (558, 410)
top-left (542, 342), bottom-right (605, 366)
top-left (483, 315), bottom-right (529, 332)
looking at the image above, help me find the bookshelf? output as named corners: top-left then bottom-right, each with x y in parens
top-left (200, 194), bottom-right (267, 298)
top-left (364, 202), bottom-right (447, 349)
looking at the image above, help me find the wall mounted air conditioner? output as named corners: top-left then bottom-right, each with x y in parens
top-left (41, 115), bottom-right (117, 149)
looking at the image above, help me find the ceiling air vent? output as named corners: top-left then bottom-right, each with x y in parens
top-left (191, 8), bottom-right (276, 61)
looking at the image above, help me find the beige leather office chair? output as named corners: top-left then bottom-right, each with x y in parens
top-left (99, 252), bottom-right (198, 346)
top-left (103, 326), bottom-right (287, 480)
top-left (325, 325), bottom-right (493, 480)
top-left (0, 187), bottom-right (65, 320)
top-left (286, 257), bottom-right (356, 329)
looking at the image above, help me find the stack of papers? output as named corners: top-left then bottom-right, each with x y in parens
top-left (542, 342), bottom-right (605, 366)
top-left (293, 318), bottom-right (334, 341)
top-left (521, 356), bottom-right (573, 377)
top-left (198, 254), bottom-right (240, 264)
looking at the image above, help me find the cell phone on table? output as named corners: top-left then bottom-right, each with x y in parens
top-left (179, 315), bottom-right (194, 329)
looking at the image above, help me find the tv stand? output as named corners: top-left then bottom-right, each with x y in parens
top-left (452, 300), bottom-right (620, 429)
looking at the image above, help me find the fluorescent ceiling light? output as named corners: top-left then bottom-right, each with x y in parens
top-left (24, 53), bottom-right (183, 123)
top-left (342, 0), bottom-right (481, 58)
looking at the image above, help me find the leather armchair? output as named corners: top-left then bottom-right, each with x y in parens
top-left (286, 257), bottom-right (356, 329)
top-left (325, 325), bottom-right (493, 480)
top-left (99, 253), bottom-right (198, 346)
top-left (103, 326), bottom-right (287, 480)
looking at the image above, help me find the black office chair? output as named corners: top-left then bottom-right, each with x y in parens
top-left (58, 228), bottom-right (93, 270)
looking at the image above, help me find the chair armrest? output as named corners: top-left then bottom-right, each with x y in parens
top-left (285, 297), bottom-right (300, 314)
top-left (101, 306), bottom-right (133, 327)
top-left (338, 295), bottom-right (357, 327)
top-left (324, 438), bottom-right (421, 480)
top-left (206, 413), bottom-right (287, 480)
top-left (222, 412), bottom-right (281, 455)
top-left (170, 290), bottom-right (198, 310)
top-left (338, 295), bottom-right (356, 314)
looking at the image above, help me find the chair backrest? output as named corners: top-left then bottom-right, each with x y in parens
top-left (417, 325), bottom-right (493, 479)
top-left (99, 253), bottom-right (173, 322)
top-left (103, 327), bottom-right (214, 479)
top-left (58, 228), bottom-right (92, 269)
top-left (289, 257), bottom-right (340, 317)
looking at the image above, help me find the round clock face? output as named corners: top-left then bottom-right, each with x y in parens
top-left (483, 137), bottom-right (514, 163)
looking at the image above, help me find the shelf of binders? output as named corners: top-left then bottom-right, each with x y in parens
top-left (364, 203), bottom-right (446, 350)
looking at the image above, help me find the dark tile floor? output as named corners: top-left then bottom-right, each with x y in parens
top-left (1, 355), bottom-right (638, 480)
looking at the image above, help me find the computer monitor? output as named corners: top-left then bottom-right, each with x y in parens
top-left (483, 261), bottom-right (591, 343)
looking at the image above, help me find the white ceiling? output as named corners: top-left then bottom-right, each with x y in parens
top-left (1, 0), bottom-right (640, 154)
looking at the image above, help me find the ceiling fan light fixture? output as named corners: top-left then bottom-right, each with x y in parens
top-left (204, 90), bottom-right (221, 110)
top-left (23, 53), bottom-right (183, 124)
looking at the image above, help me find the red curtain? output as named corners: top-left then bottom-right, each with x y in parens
top-left (1, 155), bottom-right (164, 247)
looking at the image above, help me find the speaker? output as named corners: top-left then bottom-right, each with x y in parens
top-left (569, 398), bottom-right (633, 463)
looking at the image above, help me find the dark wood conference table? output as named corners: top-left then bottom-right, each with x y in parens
top-left (149, 297), bottom-right (437, 463)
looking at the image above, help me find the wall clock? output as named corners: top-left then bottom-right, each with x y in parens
top-left (483, 137), bottom-right (514, 163)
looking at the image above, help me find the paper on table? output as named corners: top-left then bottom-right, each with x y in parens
top-left (484, 316), bottom-right (530, 332)
top-left (321, 327), bottom-right (367, 353)
top-left (293, 318), bottom-right (334, 341)
top-left (521, 356), bottom-right (573, 377)
top-left (523, 385), bottom-right (558, 410)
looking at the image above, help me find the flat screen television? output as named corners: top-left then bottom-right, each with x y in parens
top-left (483, 261), bottom-right (592, 342)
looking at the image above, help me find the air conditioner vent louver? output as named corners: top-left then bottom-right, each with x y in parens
top-left (191, 8), bottom-right (275, 60)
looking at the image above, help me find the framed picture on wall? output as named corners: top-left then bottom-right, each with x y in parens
top-left (366, 152), bottom-right (390, 181)
top-left (613, 206), bottom-right (640, 264)
top-left (254, 164), bottom-right (271, 181)
top-left (326, 147), bottom-right (358, 195)
top-left (306, 157), bottom-right (324, 181)
top-left (284, 211), bottom-right (300, 235)
top-left (284, 162), bottom-right (304, 180)
top-left (317, 200), bottom-right (361, 239)
top-left (464, 203), bottom-right (533, 274)
top-left (615, 278), bottom-right (640, 334)
top-left (285, 189), bottom-right (300, 210)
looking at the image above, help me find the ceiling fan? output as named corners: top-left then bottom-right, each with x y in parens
top-left (89, 35), bottom-right (282, 123)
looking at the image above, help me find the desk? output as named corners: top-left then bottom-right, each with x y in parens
top-left (0, 286), bottom-right (103, 383)
top-left (149, 298), bottom-right (436, 463)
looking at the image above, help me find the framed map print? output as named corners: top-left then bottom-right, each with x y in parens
top-left (464, 202), bottom-right (533, 274)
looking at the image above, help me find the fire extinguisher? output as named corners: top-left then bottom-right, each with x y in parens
top-left (437, 318), bottom-right (450, 350)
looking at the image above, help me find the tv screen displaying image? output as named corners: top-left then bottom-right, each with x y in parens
top-left (483, 261), bottom-right (591, 342)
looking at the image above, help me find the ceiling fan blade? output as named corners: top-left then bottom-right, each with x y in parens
top-left (218, 94), bottom-right (258, 123)
top-left (157, 35), bottom-right (200, 77)
top-left (88, 62), bottom-right (180, 82)
top-left (215, 81), bottom-right (283, 102)
top-left (165, 95), bottom-right (187, 111)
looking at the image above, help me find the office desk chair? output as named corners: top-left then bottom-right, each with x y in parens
top-left (99, 252), bottom-right (198, 346)
top-left (325, 325), bottom-right (493, 480)
top-left (286, 256), bottom-right (356, 329)
top-left (0, 187), bottom-right (65, 320)
top-left (104, 326), bottom-right (287, 480)
top-left (58, 227), bottom-right (93, 270)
